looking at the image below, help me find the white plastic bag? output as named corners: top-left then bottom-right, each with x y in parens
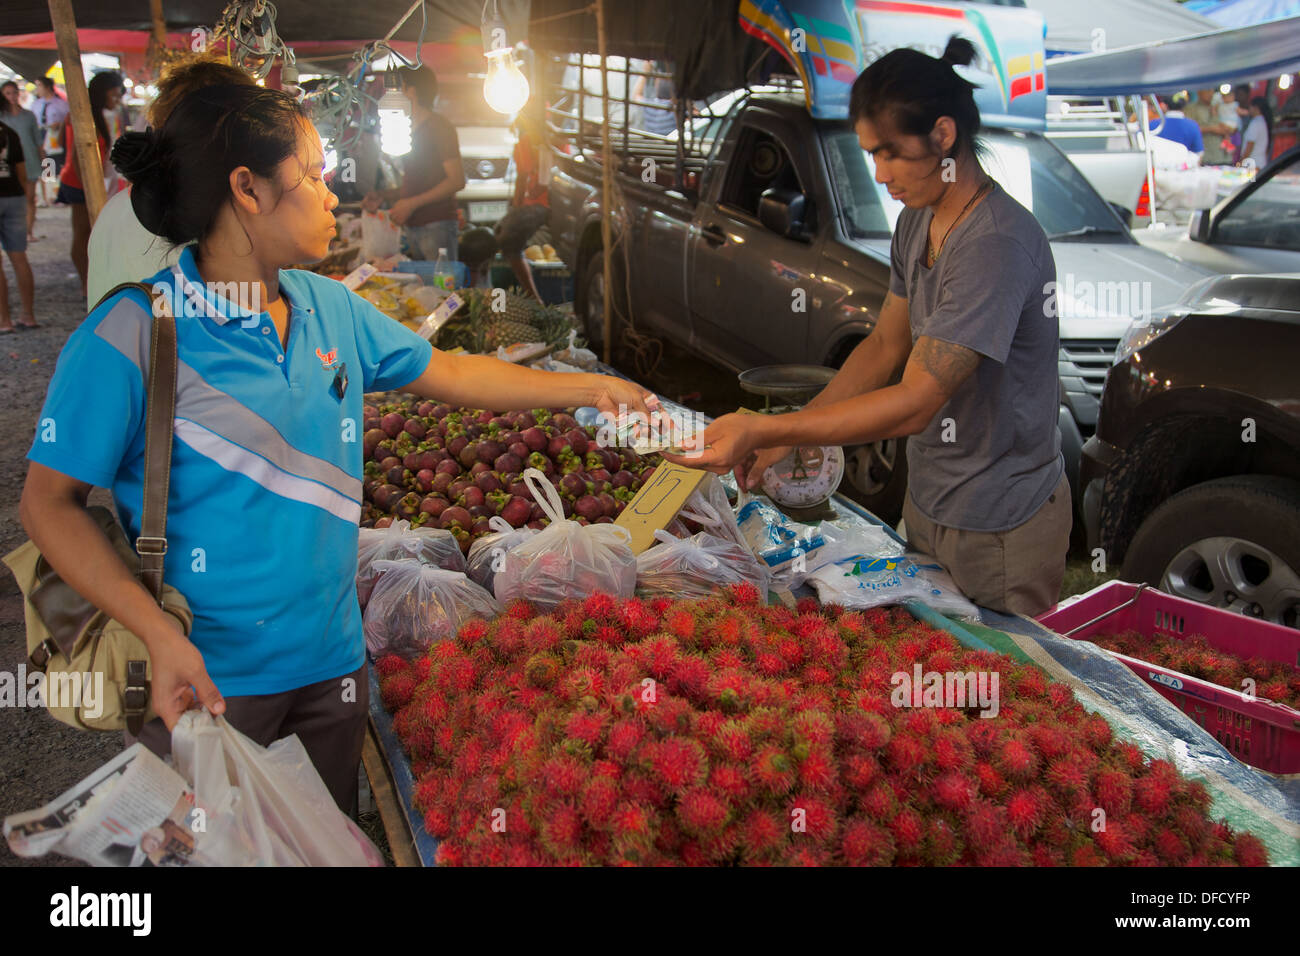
top-left (360, 209), bottom-right (401, 261)
top-left (466, 516), bottom-right (538, 594)
top-left (356, 520), bottom-right (466, 607)
top-left (636, 529), bottom-right (770, 599)
top-left (734, 490), bottom-right (828, 580)
top-left (494, 468), bottom-right (636, 609)
top-left (674, 473), bottom-right (748, 552)
top-left (808, 551), bottom-right (981, 621)
top-left (170, 712), bottom-right (384, 866)
top-left (362, 559), bottom-right (500, 658)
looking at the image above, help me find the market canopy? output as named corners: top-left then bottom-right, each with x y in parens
top-left (1044, 15), bottom-right (1300, 95)
top-left (1023, 0), bottom-right (1219, 56)
top-left (1185, 0), bottom-right (1300, 26)
top-left (0, 0), bottom-right (529, 79)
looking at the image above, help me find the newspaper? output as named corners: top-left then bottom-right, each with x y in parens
top-left (4, 744), bottom-right (208, 867)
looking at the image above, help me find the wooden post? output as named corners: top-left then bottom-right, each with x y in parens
top-left (596, 0), bottom-right (613, 366)
top-left (47, 0), bottom-right (108, 224)
top-left (149, 0), bottom-right (167, 52)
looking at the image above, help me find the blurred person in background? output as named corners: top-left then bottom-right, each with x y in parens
top-left (1240, 97), bottom-right (1272, 167)
top-left (493, 95), bottom-right (549, 299)
top-left (0, 116), bottom-right (36, 331)
top-left (363, 66), bottom-right (465, 261)
top-left (1231, 84), bottom-right (1252, 160)
top-left (89, 56), bottom-right (256, 306)
top-left (1185, 89), bottom-right (1236, 165)
top-left (1149, 93), bottom-right (1203, 157)
top-left (33, 76), bottom-right (67, 205)
top-left (58, 71), bottom-right (123, 298)
top-left (1, 80), bottom-right (43, 241)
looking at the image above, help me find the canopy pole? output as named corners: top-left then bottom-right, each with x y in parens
top-left (597, 0), bottom-right (613, 366)
top-left (149, 0), bottom-right (167, 52)
top-left (48, 0), bottom-right (107, 225)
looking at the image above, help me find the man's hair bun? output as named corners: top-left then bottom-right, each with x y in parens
top-left (942, 36), bottom-right (978, 69)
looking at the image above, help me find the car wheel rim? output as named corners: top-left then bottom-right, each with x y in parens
top-left (848, 439), bottom-right (897, 497)
top-left (1161, 535), bottom-right (1300, 628)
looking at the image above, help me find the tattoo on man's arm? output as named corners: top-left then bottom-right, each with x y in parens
top-left (911, 336), bottom-right (981, 393)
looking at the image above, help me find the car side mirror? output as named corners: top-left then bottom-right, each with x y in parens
top-left (1107, 200), bottom-right (1133, 228)
top-left (758, 187), bottom-right (809, 240)
top-left (1188, 208), bottom-right (1212, 243)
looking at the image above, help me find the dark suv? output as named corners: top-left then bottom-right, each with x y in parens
top-left (1080, 274), bottom-right (1300, 628)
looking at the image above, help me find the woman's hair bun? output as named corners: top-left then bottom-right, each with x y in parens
top-left (942, 35), bottom-right (978, 69)
top-left (111, 129), bottom-right (163, 182)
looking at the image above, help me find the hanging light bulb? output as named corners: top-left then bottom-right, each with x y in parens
top-left (378, 72), bottom-right (412, 157)
top-left (482, 6), bottom-right (529, 115)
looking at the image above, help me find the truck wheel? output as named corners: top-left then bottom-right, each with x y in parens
top-left (1121, 476), bottom-right (1300, 629)
top-left (578, 249), bottom-right (627, 360)
top-left (843, 437), bottom-right (908, 526)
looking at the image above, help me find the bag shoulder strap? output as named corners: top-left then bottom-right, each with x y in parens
top-left (92, 281), bottom-right (176, 604)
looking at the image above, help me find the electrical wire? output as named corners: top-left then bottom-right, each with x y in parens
top-left (213, 0), bottom-right (295, 79)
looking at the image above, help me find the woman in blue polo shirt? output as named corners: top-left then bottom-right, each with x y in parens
top-left (18, 85), bottom-right (652, 814)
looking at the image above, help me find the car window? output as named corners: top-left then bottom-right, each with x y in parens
top-left (720, 126), bottom-right (805, 219)
top-left (826, 127), bottom-right (1125, 240)
top-left (1213, 156), bottom-right (1300, 252)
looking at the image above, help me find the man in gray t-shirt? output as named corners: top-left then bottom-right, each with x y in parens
top-left (890, 181), bottom-right (1063, 532)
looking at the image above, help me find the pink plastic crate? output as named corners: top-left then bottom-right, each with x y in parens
top-left (1037, 581), bottom-right (1300, 774)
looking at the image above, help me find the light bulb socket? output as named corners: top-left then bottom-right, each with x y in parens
top-left (483, 13), bottom-right (513, 57)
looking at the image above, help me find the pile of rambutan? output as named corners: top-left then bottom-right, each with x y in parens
top-left (376, 587), bottom-right (1271, 866)
top-left (1091, 630), bottom-right (1300, 712)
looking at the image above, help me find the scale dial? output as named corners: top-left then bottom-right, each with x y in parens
top-left (760, 445), bottom-right (845, 509)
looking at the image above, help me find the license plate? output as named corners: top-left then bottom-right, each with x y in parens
top-left (469, 201), bottom-right (509, 222)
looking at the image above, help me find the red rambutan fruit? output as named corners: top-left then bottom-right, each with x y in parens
top-left (540, 804), bottom-right (584, 855)
top-left (885, 731), bottom-right (928, 775)
top-left (996, 733), bottom-right (1041, 781)
top-left (840, 819), bottom-right (895, 866)
top-left (1005, 786), bottom-right (1048, 839)
top-left (889, 807), bottom-right (925, 850)
top-left (582, 592), bottom-right (617, 621)
top-left (751, 746), bottom-right (796, 795)
top-left (1081, 714), bottom-right (1113, 749)
top-left (380, 673), bottom-right (417, 710)
top-left (738, 808), bottom-right (786, 859)
top-left (1152, 826), bottom-right (1191, 864)
top-left (593, 624), bottom-right (624, 647)
top-left (375, 655), bottom-right (409, 678)
top-left (523, 617), bottom-right (564, 654)
top-left (709, 763), bottom-right (752, 802)
top-left (1091, 763), bottom-right (1132, 810)
top-left (1133, 764), bottom-right (1177, 815)
top-left (712, 721), bottom-right (754, 763)
top-left (843, 753), bottom-right (880, 791)
top-left (1233, 832), bottom-right (1269, 867)
top-left (861, 780), bottom-right (898, 821)
top-left (677, 788), bottom-right (730, 836)
top-left (1093, 817), bottom-right (1137, 862)
top-left (790, 794), bottom-right (837, 843)
top-left (540, 754), bottom-right (586, 797)
top-left (932, 730), bottom-right (975, 772)
top-left (644, 736), bottom-right (707, 792)
top-left (603, 718), bottom-right (644, 763)
top-left (796, 748), bottom-right (838, 792)
top-left (728, 581), bottom-right (762, 607)
top-left (932, 772), bottom-right (978, 812)
top-left (1046, 754), bottom-right (1092, 799)
top-left (973, 761), bottom-right (1008, 799)
top-left (963, 800), bottom-right (1005, 851)
top-left (456, 617), bottom-right (490, 648)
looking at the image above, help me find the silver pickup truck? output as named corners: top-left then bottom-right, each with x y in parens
top-left (550, 88), bottom-right (1208, 522)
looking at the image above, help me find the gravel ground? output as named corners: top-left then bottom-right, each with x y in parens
top-left (0, 203), bottom-right (120, 867)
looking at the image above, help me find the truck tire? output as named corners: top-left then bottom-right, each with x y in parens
top-left (577, 248), bottom-right (628, 360)
top-left (843, 437), bottom-right (908, 526)
top-left (1121, 475), bottom-right (1300, 629)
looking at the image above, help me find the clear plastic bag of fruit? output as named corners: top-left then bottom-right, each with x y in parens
top-left (636, 529), bottom-right (771, 600)
top-left (362, 558), bottom-right (500, 658)
top-left (494, 469), bottom-right (636, 609)
top-left (668, 474), bottom-right (748, 551)
top-left (466, 516), bottom-right (538, 595)
top-left (356, 520), bottom-right (466, 608)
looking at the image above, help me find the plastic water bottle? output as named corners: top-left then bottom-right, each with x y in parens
top-left (433, 248), bottom-right (455, 291)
